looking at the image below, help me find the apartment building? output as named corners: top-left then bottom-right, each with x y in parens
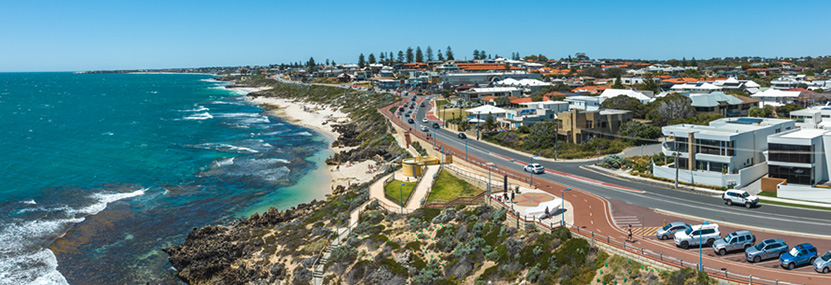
top-left (558, 108), bottom-right (633, 144)
top-left (656, 117), bottom-right (795, 188)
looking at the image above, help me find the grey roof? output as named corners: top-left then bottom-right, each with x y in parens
top-left (689, 92), bottom-right (744, 107)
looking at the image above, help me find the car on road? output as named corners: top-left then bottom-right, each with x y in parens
top-left (722, 189), bottom-right (758, 208)
top-left (421, 126), bottom-right (428, 132)
top-left (523, 163), bottom-right (545, 174)
top-left (780, 243), bottom-right (818, 270)
top-left (458, 133), bottom-right (467, 139)
top-left (422, 118), bottom-right (428, 123)
top-left (746, 238), bottom-right (788, 263)
top-left (712, 230), bottom-right (755, 255)
top-left (420, 103), bottom-right (425, 107)
top-left (407, 118), bottom-right (414, 124)
top-left (656, 222), bottom-right (691, 240)
top-left (814, 250), bottom-right (831, 273)
top-left (432, 122), bottom-right (440, 129)
top-left (674, 223), bottom-right (720, 249)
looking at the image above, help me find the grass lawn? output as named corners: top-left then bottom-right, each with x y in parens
top-left (426, 170), bottom-right (481, 204)
top-left (437, 107), bottom-right (469, 121)
top-left (435, 99), bottom-right (448, 109)
top-left (385, 180), bottom-right (418, 206)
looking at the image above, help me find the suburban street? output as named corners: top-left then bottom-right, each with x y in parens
top-left (410, 95), bottom-right (831, 236)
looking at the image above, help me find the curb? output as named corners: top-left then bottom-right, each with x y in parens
top-left (579, 165), bottom-right (724, 196)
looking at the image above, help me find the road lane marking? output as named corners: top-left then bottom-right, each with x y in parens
top-left (655, 209), bottom-right (831, 240)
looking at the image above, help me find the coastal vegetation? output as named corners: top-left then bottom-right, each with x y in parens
top-left (241, 75), bottom-right (408, 165)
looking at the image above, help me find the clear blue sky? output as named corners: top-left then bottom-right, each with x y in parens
top-left (2, 0), bottom-right (829, 72)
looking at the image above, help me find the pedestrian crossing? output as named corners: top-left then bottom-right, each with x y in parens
top-left (613, 215), bottom-right (661, 238)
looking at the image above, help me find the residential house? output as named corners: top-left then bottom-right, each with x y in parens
top-left (599, 89), bottom-right (653, 104)
top-left (494, 78), bottom-right (552, 94)
top-left (461, 87), bottom-right (523, 101)
top-left (689, 92), bottom-right (758, 117)
top-left (565, 96), bottom-right (603, 111)
top-left (465, 105), bottom-right (509, 123)
top-left (656, 117), bottom-right (795, 188)
top-left (558, 108), bottom-right (633, 144)
top-left (502, 101), bottom-right (569, 129)
top-left (750, 89), bottom-right (801, 107)
top-left (669, 82), bottom-right (723, 94)
top-left (441, 72), bottom-right (540, 85)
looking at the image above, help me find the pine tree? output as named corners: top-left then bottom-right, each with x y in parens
top-left (480, 50), bottom-right (487, 60)
top-left (332, 60), bottom-right (336, 66)
top-left (379, 53), bottom-right (385, 62)
top-left (406, 47), bottom-right (414, 63)
top-left (415, 47), bottom-right (424, 63)
top-left (473, 50), bottom-right (480, 60)
top-left (426, 46), bottom-right (434, 61)
top-left (612, 74), bottom-right (624, 89)
top-left (437, 50), bottom-right (444, 61)
top-left (397, 51), bottom-right (405, 63)
top-left (368, 53), bottom-right (376, 64)
top-left (358, 53), bottom-right (366, 68)
top-left (307, 57), bottom-right (315, 67)
top-left (446, 46), bottom-right (454, 60)
top-left (325, 59), bottom-right (330, 66)
top-left (690, 57), bottom-right (697, 66)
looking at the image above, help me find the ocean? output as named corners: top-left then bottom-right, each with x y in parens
top-left (0, 73), bottom-right (331, 284)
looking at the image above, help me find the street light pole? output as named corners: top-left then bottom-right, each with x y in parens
top-left (465, 138), bottom-right (468, 161)
top-left (562, 188), bottom-right (571, 227)
top-left (400, 183), bottom-right (405, 215)
top-left (699, 221), bottom-right (709, 271)
top-left (487, 163), bottom-right (497, 203)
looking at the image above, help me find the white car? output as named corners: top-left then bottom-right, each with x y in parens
top-left (674, 223), bottom-right (720, 249)
top-left (422, 118), bottom-right (429, 123)
top-left (420, 125), bottom-right (428, 132)
top-left (524, 163), bottom-right (545, 174)
top-left (722, 189), bottom-right (759, 208)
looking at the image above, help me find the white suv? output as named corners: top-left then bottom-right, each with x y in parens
top-left (674, 224), bottom-right (720, 249)
top-left (722, 189), bottom-right (759, 208)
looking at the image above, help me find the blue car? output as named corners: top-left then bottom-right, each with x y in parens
top-left (780, 243), bottom-right (818, 270)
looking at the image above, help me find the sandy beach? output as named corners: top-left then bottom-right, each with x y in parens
top-left (248, 95), bottom-right (378, 192)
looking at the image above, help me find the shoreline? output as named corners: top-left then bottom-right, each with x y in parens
top-left (237, 90), bottom-right (377, 206)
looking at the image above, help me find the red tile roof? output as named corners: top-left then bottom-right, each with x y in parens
top-left (787, 88), bottom-right (814, 93)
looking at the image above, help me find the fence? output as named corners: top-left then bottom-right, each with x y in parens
top-left (378, 102), bottom-right (806, 285)
top-left (486, 196), bottom-right (803, 285)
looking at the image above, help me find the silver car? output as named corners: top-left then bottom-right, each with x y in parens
top-left (673, 224), bottom-right (720, 249)
top-left (815, 251), bottom-right (831, 273)
top-left (745, 238), bottom-right (788, 263)
top-left (656, 222), bottom-right (691, 240)
top-left (712, 230), bottom-right (755, 256)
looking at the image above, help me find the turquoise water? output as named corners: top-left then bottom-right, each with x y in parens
top-left (0, 73), bottom-right (330, 283)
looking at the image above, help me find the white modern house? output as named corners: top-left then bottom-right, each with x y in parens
top-left (494, 78), bottom-right (552, 94)
top-left (502, 101), bottom-right (569, 128)
top-left (460, 87), bottom-right (523, 101)
top-left (669, 82), bottom-right (722, 94)
top-left (564, 96), bottom-right (603, 111)
top-left (750, 89), bottom-right (801, 107)
top-left (766, 129), bottom-right (831, 203)
top-left (655, 117), bottom-right (796, 188)
top-left (465, 105), bottom-right (509, 123)
top-left (599, 89), bottom-right (653, 104)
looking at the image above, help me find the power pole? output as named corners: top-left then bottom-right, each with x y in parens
top-left (554, 121), bottom-right (559, 160)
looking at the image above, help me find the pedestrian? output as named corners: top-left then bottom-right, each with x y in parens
top-left (628, 224), bottom-right (633, 242)
top-left (544, 206), bottom-right (550, 219)
top-left (511, 191), bottom-right (515, 202)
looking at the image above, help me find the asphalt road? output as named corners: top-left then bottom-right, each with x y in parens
top-left (410, 96), bottom-right (831, 236)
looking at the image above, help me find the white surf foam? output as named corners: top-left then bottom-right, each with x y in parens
top-left (183, 112), bottom-right (213, 120)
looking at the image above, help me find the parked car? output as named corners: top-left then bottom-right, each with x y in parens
top-left (409, 105), bottom-right (415, 109)
top-left (407, 118), bottom-right (414, 124)
top-left (746, 238), bottom-right (789, 263)
top-left (421, 126), bottom-right (428, 132)
top-left (780, 243), bottom-right (818, 270)
top-left (422, 118), bottom-right (428, 123)
top-left (432, 122), bottom-right (440, 129)
top-left (814, 251), bottom-right (831, 273)
top-left (712, 230), bottom-right (755, 255)
top-left (674, 223), bottom-right (720, 249)
top-left (722, 189), bottom-right (759, 208)
top-left (523, 163), bottom-right (545, 174)
top-left (458, 133), bottom-right (467, 139)
top-left (656, 222), bottom-right (691, 240)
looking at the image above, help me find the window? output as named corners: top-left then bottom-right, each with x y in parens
top-left (769, 143), bottom-right (813, 163)
top-left (738, 236), bottom-right (746, 242)
top-left (769, 165), bottom-right (814, 185)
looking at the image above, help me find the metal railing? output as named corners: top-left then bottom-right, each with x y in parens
top-left (486, 195), bottom-right (803, 285)
top-left (379, 102), bottom-right (807, 285)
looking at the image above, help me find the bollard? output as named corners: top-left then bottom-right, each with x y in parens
top-left (641, 248), bottom-right (644, 255)
top-left (749, 275), bottom-right (752, 284)
top-left (680, 259), bottom-right (683, 267)
top-left (660, 253), bottom-right (662, 261)
top-left (607, 236), bottom-right (610, 243)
